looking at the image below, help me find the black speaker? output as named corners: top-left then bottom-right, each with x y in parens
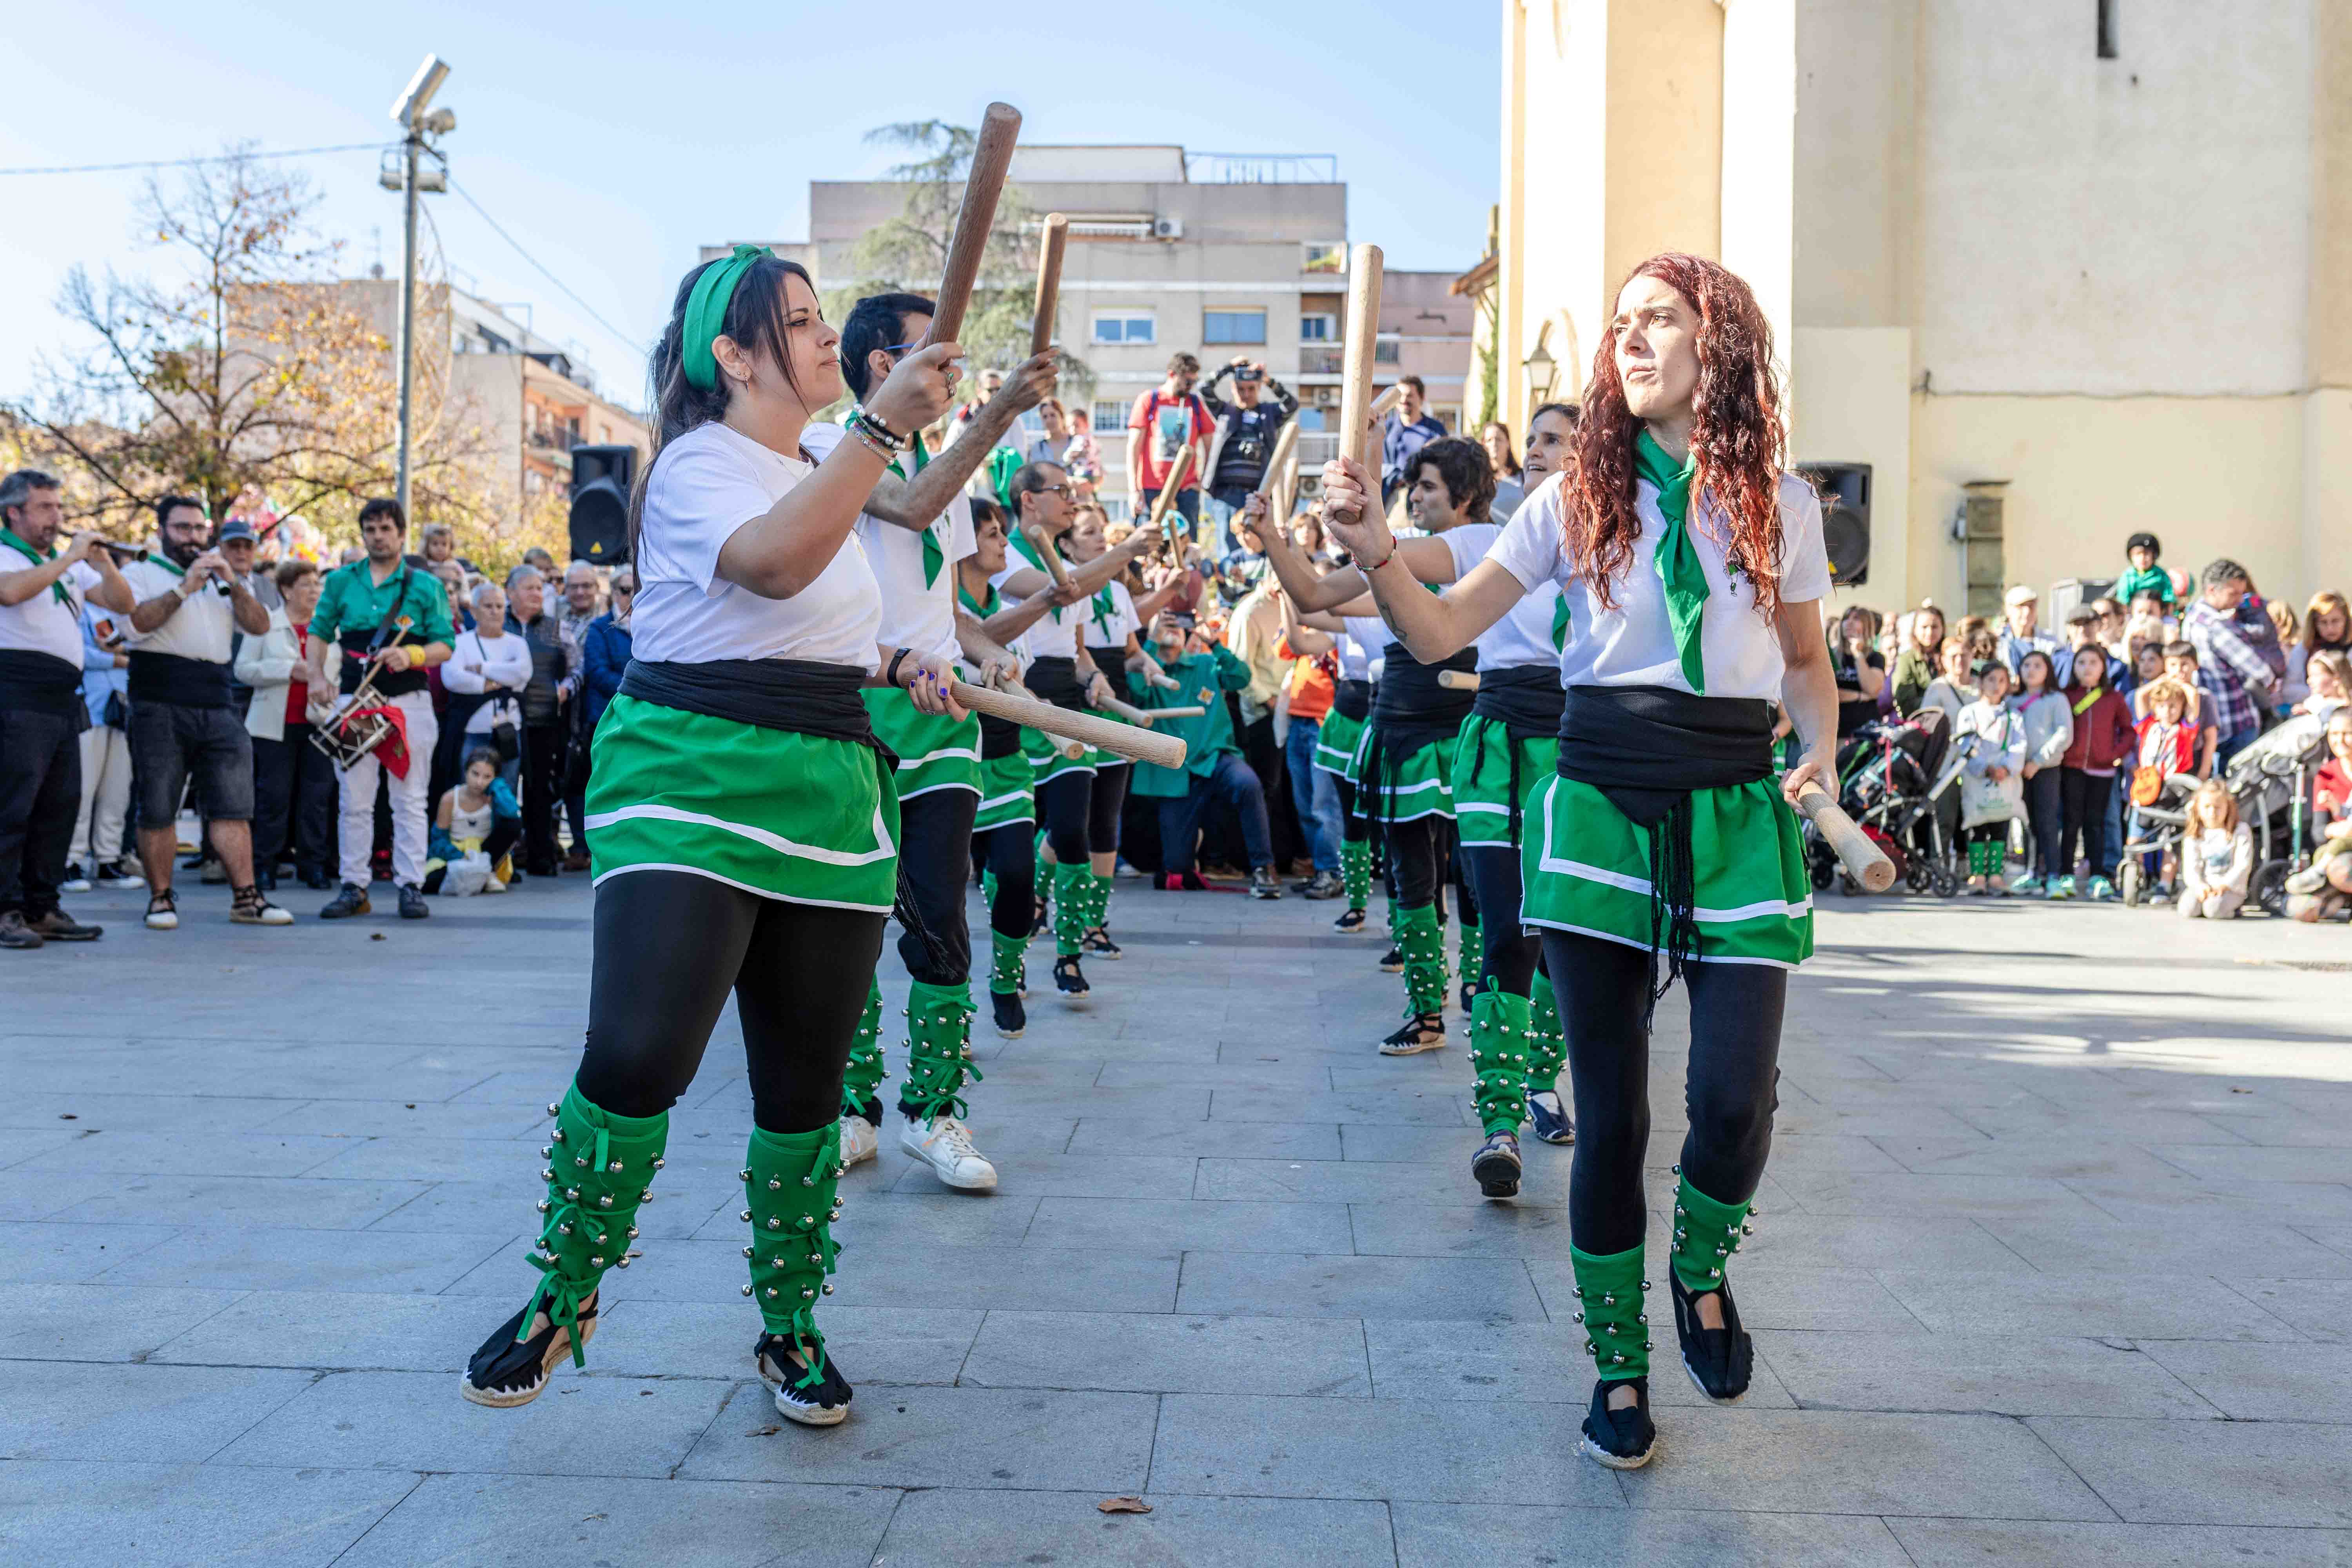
top-left (1797, 461), bottom-right (1871, 587)
top-left (568, 444), bottom-right (637, 565)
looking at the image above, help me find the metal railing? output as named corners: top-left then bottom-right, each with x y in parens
top-left (1183, 152), bottom-right (1339, 185)
top-left (1299, 345), bottom-right (1343, 374)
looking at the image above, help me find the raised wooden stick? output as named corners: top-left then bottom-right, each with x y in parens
top-left (1149, 443), bottom-right (1196, 563)
top-left (1099, 695), bottom-right (1206, 724)
top-left (1795, 786), bottom-right (1897, 893)
top-left (1436, 669), bottom-right (1479, 691)
top-left (1020, 519), bottom-right (1071, 588)
top-left (1253, 418), bottom-right (1300, 503)
top-left (951, 679), bottom-right (1187, 769)
top-left (920, 101), bottom-right (1022, 348)
top-left (1367, 382), bottom-right (1403, 428)
top-left (1339, 245), bottom-right (1385, 479)
top-left (1029, 213), bottom-right (1067, 356)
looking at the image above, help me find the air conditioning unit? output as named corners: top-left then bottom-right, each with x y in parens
top-left (1151, 216), bottom-right (1183, 240)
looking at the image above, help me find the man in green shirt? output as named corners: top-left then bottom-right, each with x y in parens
top-left (301, 498), bottom-right (454, 919)
top-left (1127, 611), bottom-right (1279, 897)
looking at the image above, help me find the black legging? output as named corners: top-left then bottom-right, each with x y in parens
top-left (1037, 769), bottom-right (1091, 864)
top-left (1090, 762), bottom-right (1128, 855)
top-left (977, 820), bottom-right (1035, 939)
top-left (2058, 768), bottom-right (2111, 878)
top-left (1336, 777), bottom-right (1370, 844)
top-left (575, 869), bottom-right (884, 1134)
top-left (1386, 815), bottom-right (1443, 907)
top-left (894, 788), bottom-right (976, 985)
top-left (1460, 843), bottom-right (1538, 995)
top-left (1540, 930), bottom-right (1786, 1255)
top-left (2022, 767), bottom-right (2062, 877)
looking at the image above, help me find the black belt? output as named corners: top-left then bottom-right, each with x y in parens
top-left (978, 711), bottom-right (1022, 759)
top-left (128, 650), bottom-right (233, 709)
top-left (1473, 662), bottom-right (1565, 738)
top-left (0, 648), bottom-right (84, 719)
top-left (1333, 677), bottom-right (1372, 722)
top-left (1023, 655), bottom-right (1089, 715)
top-left (617, 658), bottom-right (883, 750)
top-left (1554, 684), bottom-right (1776, 1013)
top-left (1369, 642), bottom-right (1476, 753)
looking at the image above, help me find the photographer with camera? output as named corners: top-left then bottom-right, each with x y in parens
top-left (113, 495), bottom-right (286, 931)
top-left (1199, 356), bottom-right (1297, 558)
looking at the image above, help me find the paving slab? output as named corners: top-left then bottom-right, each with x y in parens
top-left (2, 1359), bottom-right (319, 1462)
top-left (0, 1281), bottom-right (246, 1361)
top-left (0, 1461), bottom-right (421, 1568)
top-left (962, 1308), bottom-right (1371, 1396)
top-left (1391, 1501), bottom-right (1913, 1567)
top-left (2029, 1416), bottom-right (2352, 1526)
top-left (1885, 1518), bottom-right (2352, 1567)
top-left (877, 1488), bottom-right (1397, 1568)
top-left (1177, 1250), bottom-right (1547, 1321)
top-left (1755, 1329), bottom-right (2214, 1417)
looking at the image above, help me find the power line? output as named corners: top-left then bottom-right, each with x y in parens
top-left (0, 142), bottom-right (390, 177)
top-left (446, 179), bottom-right (650, 359)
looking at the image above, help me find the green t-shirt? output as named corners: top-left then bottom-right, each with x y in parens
top-left (1124, 644), bottom-right (1250, 796)
top-left (309, 558), bottom-right (455, 648)
top-left (2116, 563), bottom-right (2175, 608)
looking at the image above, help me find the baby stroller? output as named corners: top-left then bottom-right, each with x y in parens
top-left (2227, 712), bottom-right (2329, 915)
top-left (2116, 770), bottom-right (2201, 907)
top-left (1808, 711), bottom-right (1964, 897)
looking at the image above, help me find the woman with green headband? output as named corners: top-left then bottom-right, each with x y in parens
top-left (457, 247), bottom-right (961, 1428)
top-left (1318, 254), bottom-right (1838, 1471)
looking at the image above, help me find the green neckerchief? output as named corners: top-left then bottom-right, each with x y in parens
top-left (147, 554), bottom-right (187, 579)
top-left (851, 414), bottom-right (944, 589)
top-left (957, 579), bottom-right (998, 618)
top-left (1632, 426), bottom-right (1708, 693)
top-left (1008, 528), bottom-right (1066, 622)
top-left (0, 528), bottom-right (69, 605)
top-left (1551, 592), bottom-right (1571, 652)
top-left (1089, 585), bottom-right (1118, 643)
top-left (985, 445), bottom-right (1022, 510)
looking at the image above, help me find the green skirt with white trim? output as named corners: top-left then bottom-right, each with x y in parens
top-left (864, 688), bottom-right (980, 799)
top-left (586, 693), bottom-right (900, 912)
top-left (1023, 722), bottom-right (1098, 785)
top-left (1348, 720), bottom-right (1456, 824)
top-left (973, 751), bottom-right (1036, 831)
top-left (1518, 774), bottom-right (1813, 968)
top-left (1314, 709), bottom-right (1365, 778)
top-left (1451, 716), bottom-right (1557, 849)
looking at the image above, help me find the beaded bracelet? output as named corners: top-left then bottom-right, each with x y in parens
top-left (845, 423), bottom-right (897, 462)
top-left (847, 407), bottom-right (908, 453)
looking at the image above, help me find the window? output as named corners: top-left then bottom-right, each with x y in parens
top-left (1299, 313), bottom-right (1336, 342)
top-left (1302, 243), bottom-right (1345, 275)
top-left (2096, 0), bottom-right (2118, 56)
top-left (1091, 399), bottom-right (1129, 432)
top-left (1202, 309), bottom-right (1266, 345)
top-left (1091, 310), bottom-right (1156, 346)
top-left (1374, 334), bottom-right (1401, 365)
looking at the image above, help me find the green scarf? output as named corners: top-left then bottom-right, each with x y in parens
top-left (854, 415), bottom-right (944, 589)
top-left (1632, 427), bottom-right (1708, 693)
top-left (0, 528), bottom-right (69, 606)
top-left (1551, 593), bottom-right (1571, 652)
top-left (958, 579), bottom-right (998, 618)
top-left (1008, 528), bottom-right (1065, 622)
top-left (1089, 586), bottom-right (1118, 643)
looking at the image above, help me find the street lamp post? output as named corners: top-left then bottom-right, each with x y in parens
top-left (387, 55), bottom-right (455, 518)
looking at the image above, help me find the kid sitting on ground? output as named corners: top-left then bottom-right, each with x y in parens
top-left (2178, 778), bottom-right (2252, 921)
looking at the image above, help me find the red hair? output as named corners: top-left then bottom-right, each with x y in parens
top-left (1563, 253), bottom-right (1789, 616)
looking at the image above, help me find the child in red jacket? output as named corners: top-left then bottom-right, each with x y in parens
top-left (2059, 650), bottom-right (2138, 899)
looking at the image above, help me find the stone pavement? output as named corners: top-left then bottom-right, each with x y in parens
top-left (4, 868), bottom-right (2352, 1566)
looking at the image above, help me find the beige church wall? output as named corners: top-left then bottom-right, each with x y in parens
top-left (1790, 327), bottom-right (1912, 615)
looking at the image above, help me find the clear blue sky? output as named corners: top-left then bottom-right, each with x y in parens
top-left (2, 0), bottom-right (1499, 409)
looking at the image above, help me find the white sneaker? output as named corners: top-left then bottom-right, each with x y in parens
top-left (60, 865), bottom-right (92, 894)
top-left (899, 1114), bottom-right (997, 1191)
top-left (840, 1113), bottom-right (878, 1168)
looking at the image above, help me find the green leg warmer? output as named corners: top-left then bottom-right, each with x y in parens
top-left (1396, 902), bottom-right (1446, 1018)
top-left (898, 979), bottom-right (982, 1123)
top-left (1668, 1171), bottom-right (1753, 1294)
top-left (1468, 989), bottom-right (1534, 1135)
top-left (980, 867), bottom-right (998, 909)
top-left (988, 928), bottom-right (1027, 998)
top-left (528, 1083), bottom-right (668, 1367)
top-left (1053, 860), bottom-right (1091, 958)
top-left (1528, 980), bottom-right (1566, 1093)
top-left (1340, 838), bottom-right (1372, 910)
top-left (1090, 869), bottom-right (1115, 932)
top-left (838, 975), bottom-right (886, 1118)
top-left (1569, 1241), bottom-right (1653, 1381)
top-left (1460, 918), bottom-right (1481, 988)
top-left (741, 1122), bottom-right (844, 1389)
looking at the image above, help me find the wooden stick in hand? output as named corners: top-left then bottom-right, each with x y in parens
top-left (1436, 669), bottom-right (1479, 691)
top-left (1099, 695), bottom-right (1205, 724)
top-left (1030, 213), bottom-right (1067, 357)
top-left (1794, 786), bottom-right (1897, 893)
top-left (1149, 443), bottom-right (1195, 564)
top-left (951, 679), bottom-right (1186, 769)
top-left (920, 101), bottom-right (1022, 347)
top-left (1339, 245), bottom-right (1385, 474)
top-left (1020, 519), bottom-right (1071, 588)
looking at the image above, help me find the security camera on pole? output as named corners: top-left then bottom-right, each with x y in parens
top-left (384, 54), bottom-right (457, 517)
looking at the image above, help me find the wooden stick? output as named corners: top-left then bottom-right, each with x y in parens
top-left (1795, 786), bottom-right (1897, 893)
top-left (1252, 418), bottom-right (1299, 503)
top-left (1148, 443), bottom-right (1195, 563)
top-left (1020, 519), bottom-right (1071, 588)
top-left (920, 102), bottom-right (1022, 348)
top-left (951, 679), bottom-right (1187, 769)
top-left (1099, 696), bottom-right (1206, 724)
top-left (1339, 244), bottom-right (1385, 477)
top-left (1029, 213), bottom-right (1067, 357)
top-left (1367, 382), bottom-right (1403, 428)
top-left (1436, 669), bottom-right (1479, 691)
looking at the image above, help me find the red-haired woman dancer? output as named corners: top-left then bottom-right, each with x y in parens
top-left (1318, 254), bottom-right (1838, 1470)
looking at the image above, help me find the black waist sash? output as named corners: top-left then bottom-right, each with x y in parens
top-left (1555, 684), bottom-right (1776, 1011)
top-left (1368, 642), bottom-right (1476, 754)
top-left (617, 658), bottom-right (881, 750)
top-left (339, 629), bottom-right (428, 698)
top-left (1023, 655), bottom-right (1089, 715)
top-left (128, 650), bottom-right (232, 708)
top-left (0, 648), bottom-right (83, 718)
top-left (1333, 677), bottom-right (1372, 722)
top-left (1473, 662), bottom-right (1566, 738)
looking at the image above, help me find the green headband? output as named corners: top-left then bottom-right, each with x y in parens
top-left (682, 244), bottom-right (770, 392)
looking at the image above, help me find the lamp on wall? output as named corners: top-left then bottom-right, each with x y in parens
top-left (1522, 328), bottom-right (1558, 405)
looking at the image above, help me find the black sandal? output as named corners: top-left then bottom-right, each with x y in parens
top-left (1053, 953), bottom-right (1089, 998)
top-left (1670, 1270), bottom-right (1754, 1403)
top-left (460, 1292), bottom-right (598, 1408)
top-left (1578, 1376), bottom-right (1657, 1469)
top-left (1379, 1012), bottom-right (1445, 1056)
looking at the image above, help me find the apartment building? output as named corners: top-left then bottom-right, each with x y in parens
top-left (719, 145), bottom-right (1475, 518)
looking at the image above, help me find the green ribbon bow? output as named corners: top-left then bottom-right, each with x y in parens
top-left (1089, 586), bottom-right (1117, 642)
top-left (1633, 426), bottom-right (1708, 693)
top-left (1551, 592), bottom-right (1572, 652)
top-left (0, 528), bottom-right (69, 606)
top-left (682, 245), bottom-right (769, 393)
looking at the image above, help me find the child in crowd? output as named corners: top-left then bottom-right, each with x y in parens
top-left (2130, 677), bottom-right (2201, 895)
top-left (2296, 648), bottom-right (2349, 724)
top-left (2058, 642), bottom-right (2136, 900)
top-left (2152, 641), bottom-right (2225, 775)
top-left (2287, 708), bottom-right (2352, 920)
top-left (2178, 778), bottom-right (2251, 920)
top-left (2009, 649), bottom-right (2073, 896)
top-left (2117, 532), bottom-right (2174, 610)
top-left (1957, 661), bottom-right (2027, 895)
top-left (425, 748), bottom-right (522, 897)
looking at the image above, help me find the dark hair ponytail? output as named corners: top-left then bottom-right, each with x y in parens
top-left (627, 252), bottom-right (817, 563)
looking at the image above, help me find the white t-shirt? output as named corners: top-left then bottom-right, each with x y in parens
top-left (1340, 614), bottom-right (1387, 681)
top-left (1488, 470), bottom-right (1830, 701)
top-left (991, 549), bottom-right (1083, 660)
top-left (631, 422), bottom-right (883, 670)
top-left (1444, 521), bottom-right (1563, 673)
top-left (120, 557), bottom-right (236, 664)
top-left (0, 554), bottom-right (100, 669)
top-left (1079, 579), bottom-right (1139, 653)
top-left (803, 422), bottom-right (974, 660)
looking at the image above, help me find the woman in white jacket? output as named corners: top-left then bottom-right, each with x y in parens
top-left (441, 581), bottom-right (533, 776)
top-left (234, 560), bottom-right (338, 890)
